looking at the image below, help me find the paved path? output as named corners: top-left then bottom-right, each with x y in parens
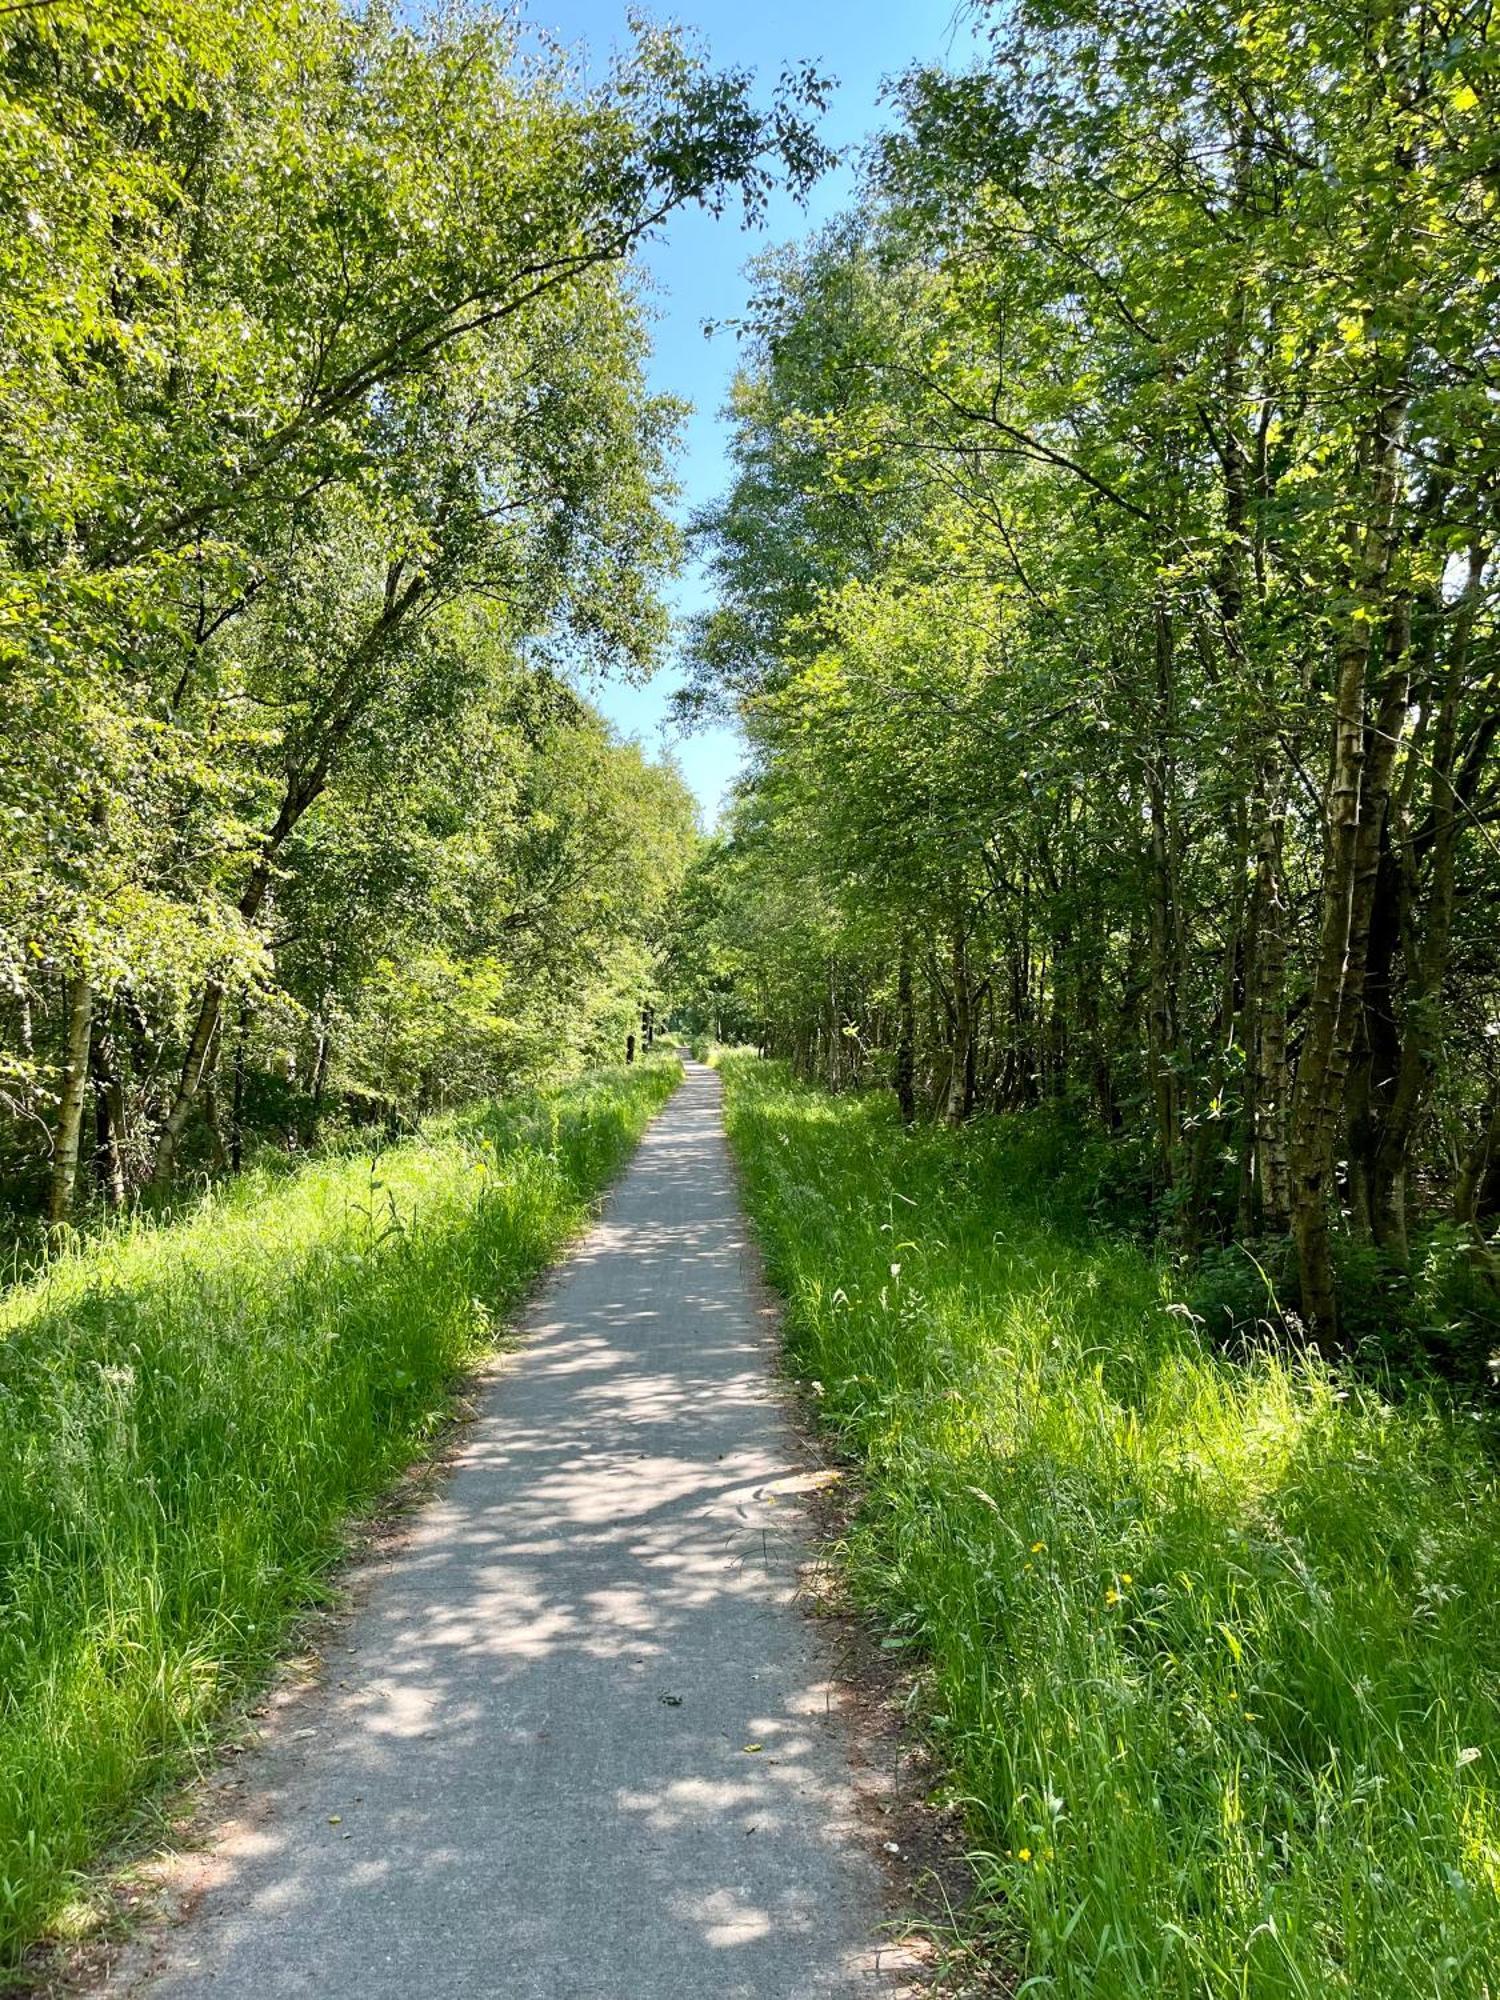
top-left (138, 1063), bottom-right (893, 1999)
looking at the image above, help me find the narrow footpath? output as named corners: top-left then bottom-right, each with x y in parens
top-left (133, 1063), bottom-right (896, 1998)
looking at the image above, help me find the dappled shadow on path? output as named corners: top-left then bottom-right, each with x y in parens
top-left (141, 1068), bottom-right (894, 2000)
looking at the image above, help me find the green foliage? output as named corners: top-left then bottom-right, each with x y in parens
top-left (286, 701), bottom-right (700, 1117)
top-left (1190, 1229), bottom-right (1500, 1389)
top-left (721, 1054), bottom-right (1500, 1997)
top-left (0, 1055), bottom-right (678, 1963)
top-left (682, 0), bottom-right (1500, 1347)
top-left (0, 0), bottom-right (810, 1217)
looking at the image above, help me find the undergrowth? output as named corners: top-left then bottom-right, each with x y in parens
top-left (0, 1056), bottom-right (678, 1970)
top-left (718, 1054), bottom-right (1499, 1999)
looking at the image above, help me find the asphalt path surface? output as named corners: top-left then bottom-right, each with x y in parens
top-left (137, 1062), bottom-right (895, 1998)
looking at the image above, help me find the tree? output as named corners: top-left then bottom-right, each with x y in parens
top-left (679, 0), bottom-right (1499, 1352)
top-left (1, 0), bottom-right (830, 1222)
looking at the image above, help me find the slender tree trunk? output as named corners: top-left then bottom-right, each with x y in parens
top-left (307, 1021), bottom-right (330, 1143)
top-left (1367, 544), bottom-right (1486, 1259)
top-left (1018, 868), bottom-right (1035, 1105)
top-left (230, 997), bottom-right (253, 1172)
top-left (945, 915), bottom-right (974, 1126)
top-left (1207, 198), bottom-right (1268, 1244)
top-left (47, 973), bottom-right (93, 1230)
top-left (150, 809), bottom-right (295, 1188)
top-left (150, 976), bottom-right (227, 1191)
top-left (1251, 778), bottom-right (1292, 1233)
top-left (1238, 829), bottom-right (1264, 1238)
top-left (1287, 377), bottom-right (1410, 1348)
top-left (1345, 823), bottom-right (1404, 1247)
top-left (895, 936), bottom-right (916, 1123)
top-left (1181, 798), bottom-right (1251, 1251)
top-left (825, 964), bottom-right (841, 1093)
top-left (1289, 624), bottom-right (1371, 1347)
top-left (1456, 1101), bottom-right (1500, 1225)
top-left (202, 1078), bottom-right (230, 1172)
top-left (90, 1007), bottom-right (128, 1210)
top-left (1326, 590), bottom-right (1415, 1254)
top-left (1144, 606), bottom-right (1181, 1187)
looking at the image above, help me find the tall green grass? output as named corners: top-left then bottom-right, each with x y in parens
top-left (719, 1055), bottom-right (1499, 1998)
top-left (0, 1057), bottom-right (678, 1968)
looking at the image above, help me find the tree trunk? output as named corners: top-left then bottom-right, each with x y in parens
top-left (202, 1079), bottom-right (230, 1173)
top-left (1338, 598), bottom-right (1416, 1229)
top-left (825, 965), bottom-right (841, 1093)
top-left (1251, 780), bottom-right (1292, 1233)
top-left (1289, 621), bottom-right (1373, 1348)
top-left (148, 551), bottom-right (428, 1186)
top-left (149, 976), bottom-right (228, 1191)
top-left (945, 915), bottom-right (974, 1127)
top-left (307, 1021), bottom-right (330, 1143)
top-left (90, 1008), bottom-right (128, 1210)
top-left (47, 973), bottom-right (93, 1230)
top-left (230, 998), bottom-right (253, 1172)
top-left (149, 787), bottom-right (305, 1187)
top-left (1456, 1102), bottom-right (1500, 1226)
top-left (1287, 377), bottom-right (1410, 1349)
top-left (1366, 543), bottom-right (1486, 1260)
top-left (1144, 606), bottom-right (1181, 1187)
top-left (895, 937), bottom-right (916, 1123)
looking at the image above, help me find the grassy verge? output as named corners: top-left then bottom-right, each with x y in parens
top-left (718, 1054), bottom-right (1499, 1999)
top-left (0, 1056), bottom-right (678, 1969)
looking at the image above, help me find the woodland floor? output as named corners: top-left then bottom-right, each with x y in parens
top-left (105, 1062), bottom-right (907, 1999)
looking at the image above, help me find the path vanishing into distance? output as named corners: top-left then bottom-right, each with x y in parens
top-left (128, 1063), bottom-right (901, 1999)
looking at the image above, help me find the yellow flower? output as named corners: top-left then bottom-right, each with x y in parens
top-left (1105, 1587), bottom-right (1120, 1606)
top-left (1017, 1848), bottom-right (1032, 1863)
top-left (1121, 1573), bottom-right (1133, 1585)
top-left (1030, 1541), bottom-right (1045, 1554)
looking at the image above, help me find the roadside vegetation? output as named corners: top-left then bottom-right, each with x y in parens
top-left (672, 0), bottom-right (1500, 1372)
top-left (0, 1056), bottom-right (678, 1970)
top-left (671, 10), bottom-right (1500, 1979)
top-left (719, 1053), bottom-right (1499, 1998)
top-left (6, 0), bottom-right (1498, 1990)
top-left (0, 0), bottom-right (826, 1235)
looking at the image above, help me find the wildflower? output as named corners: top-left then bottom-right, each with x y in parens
top-left (1121, 1573), bottom-right (1133, 1585)
top-left (1017, 1848), bottom-right (1032, 1863)
top-left (1030, 1541), bottom-right (1045, 1554)
top-left (1105, 1587), bottom-right (1120, 1606)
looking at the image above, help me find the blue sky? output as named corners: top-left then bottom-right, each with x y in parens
top-left (515, 0), bottom-right (980, 825)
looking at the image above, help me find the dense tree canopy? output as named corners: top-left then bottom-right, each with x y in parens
top-left (6, 0), bottom-right (1497, 1357)
top-left (0, 0), bottom-right (829, 1227)
top-left (673, 0), bottom-right (1499, 1360)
